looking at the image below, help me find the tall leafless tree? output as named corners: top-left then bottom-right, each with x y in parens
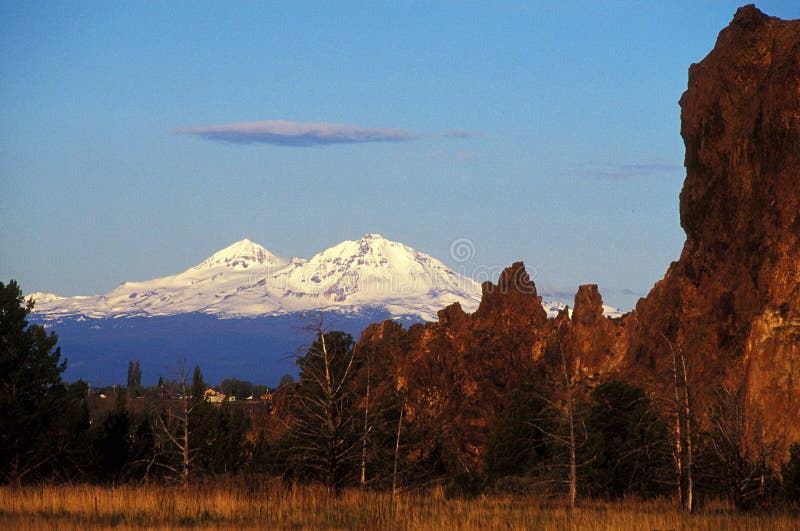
top-left (529, 341), bottom-right (586, 507)
top-left (360, 347), bottom-right (371, 490)
top-left (392, 395), bottom-right (406, 497)
top-left (662, 333), bottom-right (694, 512)
top-left (707, 383), bottom-right (777, 510)
top-left (153, 360), bottom-right (200, 485)
top-left (561, 342), bottom-right (578, 507)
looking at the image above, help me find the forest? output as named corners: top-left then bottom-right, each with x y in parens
top-left (3, 277), bottom-right (800, 519)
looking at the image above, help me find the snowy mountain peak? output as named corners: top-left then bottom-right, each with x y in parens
top-left (34, 235), bottom-right (637, 322)
top-left (194, 239), bottom-right (287, 271)
top-left (268, 234), bottom-right (482, 314)
top-left (297, 234), bottom-right (442, 281)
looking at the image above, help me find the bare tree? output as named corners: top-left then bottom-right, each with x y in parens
top-left (392, 395), bottom-right (406, 497)
top-left (561, 343), bottom-right (578, 508)
top-left (152, 361), bottom-right (201, 485)
top-left (360, 346), bottom-right (371, 490)
top-left (662, 333), bottom-right (694, 512)
top-left (707, 383), bottom-right (777, 510)
top-left (529, 342), bottom-right (586, 507)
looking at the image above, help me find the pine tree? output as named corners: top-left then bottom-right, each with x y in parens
top-left (127, 360), bottom-right (142, 399)
top-left (190, 365), bottom-right (204, 402)
top-left (286, 330), bottom-right (361, 493)
top-left (0, 280), bottom-right (77, 483)
top-left (584, 380), bottom-right (671, 499)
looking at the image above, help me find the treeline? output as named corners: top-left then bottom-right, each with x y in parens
top-left (2, 279), bottom-right (800, 511)
top-left (118, 359), bottom-right (272, 403)
top-left (0, 280), bottom-right (259, 485)
top-left (265, 329), bottom-right (800, 511)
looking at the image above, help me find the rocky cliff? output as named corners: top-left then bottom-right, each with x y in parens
top-left (356, 5), bottom-right (800, 470)
top-left (625, 4), bottom-right (800, 448)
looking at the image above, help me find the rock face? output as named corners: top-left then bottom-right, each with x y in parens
top-left (356, 5), bottom-right (800, 470)
top-left (630, 4), bottom-right (800, 450)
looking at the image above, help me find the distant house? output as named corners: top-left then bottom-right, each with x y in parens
top-left (204, 388), bottom-right (224, 402)
top-left (204, 387), bottom-right (235, 403)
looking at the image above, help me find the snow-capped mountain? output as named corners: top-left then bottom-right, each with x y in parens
top-left (29, 234), bottom-right (625, 323)
top-left (268, 234), bottom-right (481, 318)
top-left (28, 234), bottom-right (626, 385)
top-left (29, 234), bottom-right (484, 321)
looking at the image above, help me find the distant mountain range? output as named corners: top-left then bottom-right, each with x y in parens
top-left (31, 234), bottom-right (622, 322)
top-left (27, 234), bottom-right (622, 385)
top-left (30, 234), bottom-right (484, 322)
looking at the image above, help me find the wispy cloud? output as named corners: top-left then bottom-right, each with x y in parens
top-left (566, 162), bottom-right (683, 180)
top-left (442, 130), bottom-right (480, 139)
top-left (172, 120), bottom-right (416, 147)
top-left (620, 288), bottom-right (642, 297)
top-left (430, 149), bottom-right (477, 161)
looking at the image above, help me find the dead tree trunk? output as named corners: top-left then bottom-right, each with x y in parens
top-left (663, 333), bottom-right (694, 512)
top-left (531, 342), bottom-right (582, 507)
top-left (156, 361), bottom-right (195, 485)
top-left (360, 349), bottom-right (370, 490)
top-left (392, 397), bottom-right (405, 497)
top-left (666, 333), bottom-right (684, 507)
top-left (560, 344), bottom-right (577, 509)
top-left (680, 349), bottom-right (694, 513)
top-left (182, 380), bottom-right (191, 485)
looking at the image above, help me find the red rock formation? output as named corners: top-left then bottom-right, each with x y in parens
top-left (624, 4), bottom-right (800, 453)
top-left (570, 285), bottom-right (630, 378)
top-left (356, 5), bottom-right (800, 469)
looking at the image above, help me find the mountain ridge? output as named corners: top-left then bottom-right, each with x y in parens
top-left (30, 234), bottom-right (624, 323)
top-left (29, 234), bottom-right (485, 321)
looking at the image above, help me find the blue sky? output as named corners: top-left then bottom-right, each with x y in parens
top-left (2, 1), bottom-right (797, 310)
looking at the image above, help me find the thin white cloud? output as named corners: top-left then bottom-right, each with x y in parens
top-left (172, 120), bottom-right (416, 147)
top-left (566, 162), bottom-right (683, 180)
top-left (442, 130), bottom-right (480, 139)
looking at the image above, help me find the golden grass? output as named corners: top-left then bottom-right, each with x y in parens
top-left (0, 482), bottom-right (797, 530)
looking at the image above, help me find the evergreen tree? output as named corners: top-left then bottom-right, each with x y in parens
top-left (584, 380), bottom-right (671, 498)
top-left (157, 376), bottom-right (166, 398)
top-left (0, 280), bottom-right (86, 483)
top-left (221, 378), bottom-right (253, 400)
top-left (485, 385), bottom-right (550, 480)
top-left (190, 365), bottom-right (205, 402)
top-left (782, 443), bottom-right (800, 505)
top-left (286, 331), bottom-right (361, 493)
top-left (91, 396), bottom-right (131, 483)
top-left (192, 401), bottom-right (250, 475)
top-left (127, 360), bottom-right (141, 399)
top-left (126, 414), bottom-right (156, 480)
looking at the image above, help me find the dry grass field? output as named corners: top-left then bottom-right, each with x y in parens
top-left (0, 482), bottom-right (797, 530)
